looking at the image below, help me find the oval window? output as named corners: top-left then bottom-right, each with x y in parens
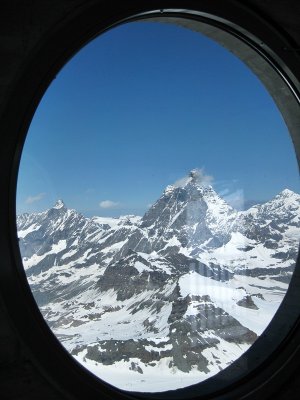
top-left (16, 19), bottom-right (300, 393)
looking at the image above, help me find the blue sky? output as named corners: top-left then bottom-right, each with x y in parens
top-left (17, 21), bottom-right (299, 217)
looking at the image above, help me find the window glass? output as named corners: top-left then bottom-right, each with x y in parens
top-left (16, 21), bottom-right (300, 392)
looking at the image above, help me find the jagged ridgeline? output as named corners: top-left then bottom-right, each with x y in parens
top-left (17, 171), bottom-right (300, 392)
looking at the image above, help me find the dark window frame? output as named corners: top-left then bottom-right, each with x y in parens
top-left (0, 1), bottom-right (299, 399)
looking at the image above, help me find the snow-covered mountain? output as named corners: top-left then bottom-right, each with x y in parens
top-left (17, 172), bottom-right (300, 392)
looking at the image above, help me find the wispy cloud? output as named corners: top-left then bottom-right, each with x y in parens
top-left (99, 200), bottom-right (120, 209)
top-left (214, 179), bottom-right (245, 210)
top-left (25, 192), bottom-right (46, 204)
top-left (219, 188), bottom-right (230, 197)
top-left (173, 176), bottom-right (191, 188)
top-left (223, 189), bottom-right (244, 210)
top-left (174, 168), bottom-right (214, 188)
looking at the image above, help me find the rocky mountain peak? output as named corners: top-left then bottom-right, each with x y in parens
top-left (277, 188), bottom-right (300, 200)
top-left (163, 170), bottom-right (214, 197)
top-left (53, 199), bottom-right (66, 209)
top-left (141, 172), bottom-right (224, 233)
top-left (189, 168), bottom-right (202, 181)
top-left (163, 184), bottom-right (176, 196)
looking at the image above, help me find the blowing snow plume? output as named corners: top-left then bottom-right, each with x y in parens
top-left (174, 168), bottom-right (214, 188)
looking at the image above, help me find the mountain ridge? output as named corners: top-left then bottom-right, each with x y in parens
top-left (16, 179), bottom-right (300, 391)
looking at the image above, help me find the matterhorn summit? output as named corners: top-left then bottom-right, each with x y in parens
top-left (53, 199), bottom-right (66, 209)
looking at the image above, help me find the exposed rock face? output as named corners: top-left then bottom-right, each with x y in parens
top-left (17, 177), bottom-right (300, 391)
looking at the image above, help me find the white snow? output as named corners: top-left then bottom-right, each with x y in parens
top-left (18, 224), bottom-right (40, 238)
top-left (92, 216), bottom-right (122, 230)
top-left (134, 261), bottom-right (152, 273)
top-left (17, 183), bottom-right (300, 393)
top-left (23, 239), bottom-right (67, 269)
top-left (73, 355), bottom-right (220, 392)
top-left (61, 248), bottom-right (77, 260)
top-left (162, 235), bottom-right (181, 249)
top-left (101, 239), bottom-right (128, 253)
top-left (179, 272), bottom-right (283, 335)
top-left (51, 240), bottom-right (67, 253)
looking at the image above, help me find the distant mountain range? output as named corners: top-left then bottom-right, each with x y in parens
top-left (17, 170), bottom-right (300, 392)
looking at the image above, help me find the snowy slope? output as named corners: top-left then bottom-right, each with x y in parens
top-left (17, 176), bottom-right (300, 392)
